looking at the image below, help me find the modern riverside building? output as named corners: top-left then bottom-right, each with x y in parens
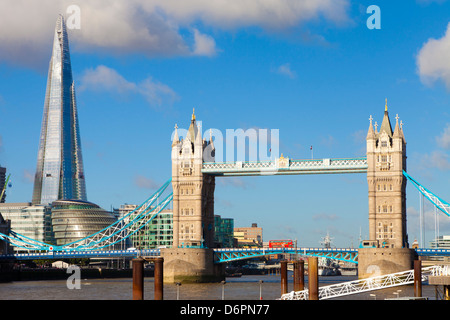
top-left (51, 200), bottom-right (117, 246)
top-left (0, 203), bottom-right (54, 252)
top-left (214, 215), bottom-right (235, 248)
top-left (113, 204), bottom-right (173, 249)
top-left (234, 223), bottom-right (263, 248)
top-left (430, 235), bottom-right (450, 249)
top-left (32, 15), bottom-right (87, 205)
top-left (0, 213), bottom-right (11, 254)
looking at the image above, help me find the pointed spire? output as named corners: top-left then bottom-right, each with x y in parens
top-left (187, 108), bottom-right (198, 142)
top-left (367, 115), bottom-right (375, 139)
top-left (393, 114), bottom-right (401, 138)
top-left (209, 129), bottom-right (215, 149)
top-left (172, 124), bottom-right (179, 147)
top-left (379, 99), bottom-right (393, 137)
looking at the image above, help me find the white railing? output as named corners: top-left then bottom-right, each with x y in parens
top-left (281, 265), bottom-right (449, 300)
top-left (202, 158), bottom-right (368, 175)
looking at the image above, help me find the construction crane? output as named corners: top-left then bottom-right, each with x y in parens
top-left (0, 174), bottom-right (11, 202)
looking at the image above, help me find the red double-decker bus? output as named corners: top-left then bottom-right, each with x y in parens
top-left (268, 240), bottom-right (294, 248)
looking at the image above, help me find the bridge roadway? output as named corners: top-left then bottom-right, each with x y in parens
top-left (1, 247), bottom-right (449, 263)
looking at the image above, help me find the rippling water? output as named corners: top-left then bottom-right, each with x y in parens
top-left (0, 274), bottom-right (441, 300)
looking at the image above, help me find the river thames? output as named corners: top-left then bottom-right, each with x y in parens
top-left (0, 274), bottom-right (443, 300)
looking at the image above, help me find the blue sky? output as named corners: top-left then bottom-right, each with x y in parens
top-left (1, 0), bottom-right (450, 247)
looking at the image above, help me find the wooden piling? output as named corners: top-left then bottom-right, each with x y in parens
top-left (414, 260), bottom-right (422, 297)
top-left (308, 257), bottom-right (319, 300)
top-left (293, 260), bottom-right (305, 292)
top-left (280, 260), bottom-right (288, 295)
top-left (154, 257), bottom-right (164, 300)
top-left (132, 258), bottom-right (144, 300)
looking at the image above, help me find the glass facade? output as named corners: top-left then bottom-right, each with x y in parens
top-left (214, 215), bottom-right (235, 248)
top-left (0, 203), bottom-right (55, 252)
top-left (51, 199), bottom-right (117, 246)
top-left (114, 205), bottom-right (173, 249)
top-left (32, 15), bottom-right (87, 205)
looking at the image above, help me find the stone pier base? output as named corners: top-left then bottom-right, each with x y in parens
top-left (160, 248), bottom-right (224, 283)
top-left (358, 248), bottom-right (417, 279)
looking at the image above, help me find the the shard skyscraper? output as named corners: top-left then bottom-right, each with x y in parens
top-left (32, 15), bottom-right (87, 205)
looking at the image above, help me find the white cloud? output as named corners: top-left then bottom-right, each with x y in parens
top-left (422, 150), bottom-right (450, 170)
top-left (417, 22), bottom-right (450, 90)
top-left (79, 65), bottom-right (136, 93)
top-left (437, 123), bottom-right (450, 149)
top-left (192, 29), bottom-right (217, 57)
top-left (151, 0), bottom-right (350, 30)
top-left (217, 177), bottom-right (250, 189)
top-left (275, 63), bottom-right (296, 79)
top-left (79, 65), bottom-right (178, 108)
top-left (312, 213), bottom-right (339, 221)
top-left (22, 169), bottom-right (34, 184)
top-left (134, 175), bottom-right (159, 189)
top-left (0, 0), bottom-right (350, 68)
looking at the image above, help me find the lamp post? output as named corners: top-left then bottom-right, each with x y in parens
top-left (221, 280), bottom-right (226, 300)
top-left (176, 282), bottom-right (182, 300)
top-left (259, 280), bottom-right (264, 300)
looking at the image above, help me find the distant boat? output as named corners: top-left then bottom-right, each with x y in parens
top-left (226, 272), bottom-right (242, 278)
top-left (319, 232), bottom-right (341, 276)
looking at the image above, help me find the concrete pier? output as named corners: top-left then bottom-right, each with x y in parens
top-left (160, 248), bottom-right (224, 283)
top-left (428, 274), bottom-right (450, 300)
top-left (358, 248), bottom-right (416, 279)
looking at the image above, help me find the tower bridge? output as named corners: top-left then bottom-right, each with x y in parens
top-left (163, 102), bottom-right (410, 282)
top-left (2, 103), bottom-right (450, 283)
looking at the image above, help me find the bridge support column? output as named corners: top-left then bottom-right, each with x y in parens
top-left (160, 248), bottom-right (224, 283)
top-left (357, 248), bottom-right (417, 279)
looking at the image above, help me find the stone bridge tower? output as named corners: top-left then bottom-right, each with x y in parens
top-left (171, 109), bottom-right (215, 249)
top-left (162, 110), bottom-right (223, 283)
top-left (366, 100), bottom-right (408, 249)
top-left (359, 100), bottom-right (416, 279)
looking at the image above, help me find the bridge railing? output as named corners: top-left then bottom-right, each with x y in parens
top-left (202, 157), bottom-right (368, 176)
top-left (281, 265), bottom-right (449, 300)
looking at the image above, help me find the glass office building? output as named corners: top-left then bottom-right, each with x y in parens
top-left (0, 203), bottom-right (55, 252)
top-left (113, 204), bottom-right (173, 249)
top-left (32, 15), bottom-right (87, 205)
top-left (214, 215), bottom-right (235, 248)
